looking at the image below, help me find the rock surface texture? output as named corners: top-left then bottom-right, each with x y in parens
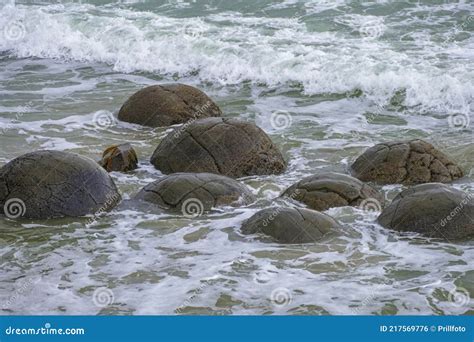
top-left (118, 84), bottom-right (222, 127)
top-left (351, 140), bottom-right (463, 185)
top-left (378, 183), bottom-right (474, 240)
top-left (0, 150), bottom-right (121, 219)
top-left (150, 117), bottom-right (286, 178)
top-left (241, 207), bottom-right (341, 243)
top-left (282, 172), bottom-right (384, 211)
top-left (135, 172), bottom-right (254, 212)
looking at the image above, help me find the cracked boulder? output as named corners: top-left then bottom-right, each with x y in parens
top-left (351, 140), bottom-right (463, 185)
top-left (99, 143), bottom-right (138, 172)
top-left (134, 173), bottom-right (255, 212)
top-left (118, 84), bottom-right (222, 127)
top-left (282, 172), bottom-right (384, 211)
top-left (378, 183), bottom-right (474, 240)
top-left (150, 117), bottom-right (287, 178)
top-left (0, 150), bottom-right (121, 219)
top-left (241, 207), bottom-right (341, 244)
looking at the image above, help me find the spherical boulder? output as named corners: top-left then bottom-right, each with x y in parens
top-left (134, 173), bottom-right (255, 214)
top-left (377, 183), bottom-right (474, 240)
top-left (99, 143), bottom-right (138, 172)
top-left (0, 150), bottom-right (121, 219)
top-left (150, 117), bottom-right (287, 178)
top-left (241, 207), bottom-right (341, 244)
top-left (118, 84), bottom-right (222, 127)
top-left (282, 172), bottom-right (384, 211)
top-left (351, 140), bottom-right (463, 185)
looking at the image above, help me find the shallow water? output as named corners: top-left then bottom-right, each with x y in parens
top-left (0, 0), bottom-right (473, 315)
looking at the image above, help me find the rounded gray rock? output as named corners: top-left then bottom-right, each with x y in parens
top-left (0, 150), bottom-right (121, 219)
top-left (134, 172), bottom-right (255, 213)
top-left (241, 207), bottom-right (341, 244)
top-left (351, 140), bottom-right (463, 185)
top-left (282, 172), bottom-right (384, 211)
top-left (377, 183), bottom-right (474, 240)
top-left (150, 117), bottom-right (287, 178)
top-left (118, 83), bottom-right (222, 127)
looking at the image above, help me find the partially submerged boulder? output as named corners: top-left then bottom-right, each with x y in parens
top-left (118, 84), bottom-right (222, 127)
top-left (378, 183), bottom-right (474, 240)
top-left (282, 172), bottom-right (384, 211)
top-left (241, 207), bottom-right (341, 244)
top-left (0, 150), bottom-right (121, 219)
top-left (351, 140), bottom-right (463, 185)
top-left (135, 173), bottom-right (254, 214)
top-left (99, 143), bottom-right (138, 172)
top-left (150, 117), bottom-right (287, 178)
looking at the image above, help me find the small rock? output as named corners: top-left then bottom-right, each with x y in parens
top-left (134, 173), bottom-right (255, 213)
top-left (351, 140), bottom-right (463, 185)
top-left (118, 83), bottom-right (222, 127)
top-left (282, 172), bottom-right (384, 211)
top-left (377, 183), bottom-right (474, 240)
top-left (99, 143), bottom-right (138, 172)
top-left (241, 207), bottom-right (341, 244)
top-left (150, 117), bottom-right (287, 178)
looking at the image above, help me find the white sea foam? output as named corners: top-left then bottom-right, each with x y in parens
top-left (0, 3), bottom-right (472, 114)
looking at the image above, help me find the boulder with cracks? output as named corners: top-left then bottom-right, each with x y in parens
top-left (150, 117), bottom-right (287, 178)
top-left (351, 139), bottom-right (463, 185)
top-left (241, 207), bottom-right (341, 244)
top-left (282, 172), bottom-right (384, 211)
top-left (118, 83), bottom-right (222, 127)
top-left (0, 150), bottom-right (121, 219)
top-left (377, 183), bottom-right (474, 240)
top-left (134, 172), bottom-right (255, 213)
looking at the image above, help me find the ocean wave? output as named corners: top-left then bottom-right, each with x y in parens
top-left (0, 3), bottom-right (473, 114)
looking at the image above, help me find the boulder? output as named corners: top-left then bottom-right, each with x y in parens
top-left (150, 117), bottom-right (286, 178)
top-left (134, 173), bottom-right (254, 214)
top-left (118, 84), bottom-right (222, 127)
top-left (241, 207), bottom-right (341, 244)
top-left (378, 183), bottom-right (474, 240)
top-left (0, 150), bottom-right (121, 219)
top-left (99, 143), bottom-right (138, 172)
top-left (351, 140), bottom-right (463, 185)
top-left (282, 172), bottom-right (384, 211)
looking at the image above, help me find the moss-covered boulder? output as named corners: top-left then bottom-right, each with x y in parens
top-left (282, 172), bottom-right (384, 211)
top-left (0, 150), bottom-right (121, 219)
top-left (351, 140), bottom-right (463, 185)
top-left (150, 117), bottom-right (286, 178)
top-left (378, 183), bottom-right (474, 240)
top-left (135, 173), bottom-right (254, 214)
top-left (118, 84), bottom-right (222, 127)
top-left (241, 207), bottom-right (340, 244)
